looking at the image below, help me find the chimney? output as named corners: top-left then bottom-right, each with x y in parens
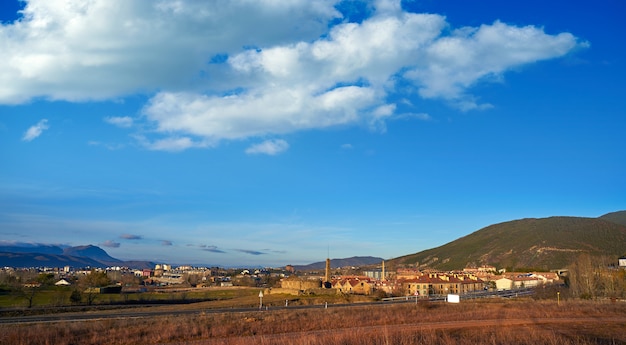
top-left (382, 260), bottom-right (386, 280)
top-left (324, 258), bottom-right (331, 287)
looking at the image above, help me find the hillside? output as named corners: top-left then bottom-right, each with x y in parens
top-left (390, 215), bottom-right (626, 271)
top-left (599, 210), bottom-right (626, 227)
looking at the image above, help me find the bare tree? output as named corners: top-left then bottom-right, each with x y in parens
top-left (568, 254), bottom-right (597, 299)
top-left (568, 254), bottom-right (626, 299)
top-left (78, 270), bottom-right (112, 305)
top-left (16, 285), bottom-right (38, 308)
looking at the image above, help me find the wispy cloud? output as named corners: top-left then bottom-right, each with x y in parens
top-left (264, 249), bottom-right (287, 254)
top-left (22, 119), bottom-right (49, 142)
top-left (245, 139), bottom-right (289, 155)
top-left (235, 249), bottom-right (266, 256)
top-left (394, 113), bottom-right (432, 121)
top-left (134, 135), bottom-right (212, 152)
top-left (104, 116), bottom-right (133, 128)
top-left (203, 246), bottom-right (226, 254)
top-left (120, 234), bottom-right (142, 240)
top-left (197, 244), bottom-right (226, 253)
top-left (161, 240), bottom-right (173, 246)
top-left (101, 240), bottom-right (120, 248)
top-left (88, 141), bottom-right (125, 150)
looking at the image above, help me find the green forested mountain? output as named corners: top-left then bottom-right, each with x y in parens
top-left (390, 212), bottom-right (626, 271)
top-left (599, 210), bottom-right (626, 227)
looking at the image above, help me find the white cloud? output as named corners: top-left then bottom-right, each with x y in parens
top-left (405, 21), bottom-right (583, 108)
top-left (2, 0), bottom-right (587, 150)
top-left (141, 3), bottom-right (584, 147)
top-left (0, 0), bottom-right (341, 104)
top-left (143, 86), bottom-right (381, 142)
top-left (246, 139), bottom-right (289, 155)
top-left (104, 116), bottom-right (133, 128)
top-left (22, 119), bottom-right (49, 141)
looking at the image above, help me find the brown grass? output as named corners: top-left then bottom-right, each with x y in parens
top-left (1, 299), bottom-right (625, 345)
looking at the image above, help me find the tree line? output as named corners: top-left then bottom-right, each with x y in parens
top-left (566, 254), bottom-right (626, 299)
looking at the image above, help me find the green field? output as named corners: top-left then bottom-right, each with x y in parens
top-left (0, 285), bottom-right (360, 312)
top-left (0, 286), bottom-right (263, 309)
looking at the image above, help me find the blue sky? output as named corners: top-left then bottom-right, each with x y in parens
top-left (1, 0), bottom-right (624, 267)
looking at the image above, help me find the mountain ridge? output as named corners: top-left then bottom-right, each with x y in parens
top-left (389, 212), bottom-right (626, 271)
top-left (62, 245), bottom-right (121, 263)
top-left (599, 210), bottom-right (626, 227)
top-left (0, 243), bottom-right (153, 269)
top-left (292, 256), bottom-right (384, 271)
top-left (2, 211), bottom-right (624, 270)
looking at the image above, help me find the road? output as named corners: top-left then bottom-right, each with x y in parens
top-left (0, 301), bottom-right (386, 325)
top-left (0, 289), bottom-right (533, 325)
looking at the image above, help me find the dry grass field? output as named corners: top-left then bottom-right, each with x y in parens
top-left (1, 298), bottom-right (625, 345)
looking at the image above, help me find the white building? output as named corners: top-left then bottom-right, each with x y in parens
top-left (55, 279), bottom-right (71, 286)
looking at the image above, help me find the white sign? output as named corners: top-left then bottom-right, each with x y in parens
top-left (259, 291), bottom-right (264, 298)
top-left (447, 294), bottom-right (460, 303)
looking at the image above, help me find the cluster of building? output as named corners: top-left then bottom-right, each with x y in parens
top-left (275, 261), bottom-right (564, 297)
top-left (6, 257), bottom-right (625, 297)
top-left (461, 266), bottom-right (560, 290)
top-left (1, 263), bottom-right (285, 291)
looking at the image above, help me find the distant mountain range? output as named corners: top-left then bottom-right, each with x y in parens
top-left (0, 243), bottom-right (381, 271)
top-left (292, 256), bottom-right (384, 271)
top-left (0, 244), bottom-right (154, 270)
top-left (390, 211), bottom-right (626, 271)
top-left (3, 211), bottom-right (625, 271)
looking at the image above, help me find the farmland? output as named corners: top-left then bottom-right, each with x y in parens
top-left (1, 295), bottom-right (624, 345)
